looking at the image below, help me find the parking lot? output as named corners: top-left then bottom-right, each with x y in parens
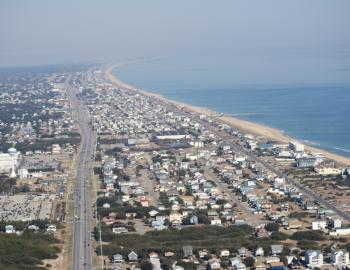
top-left (0, 194), bottom-right (55, 221)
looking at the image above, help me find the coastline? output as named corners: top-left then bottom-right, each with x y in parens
top-left (104, 64), bottom-right (350, 166)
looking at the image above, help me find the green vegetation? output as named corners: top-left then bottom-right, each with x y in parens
top-left (288, 211), bottom-right (309, 219)
top-left (12, 137), bottom-right (80, 153)
top-left (0, 176), bottom-right (16, 193)
top-left (97, 225), bottom-right (283, 259)
top-left (270, 231), bottom-right (289, 241)
top-left (265, 222), bottom-right (280, 232)
top-left (290, 230), bottom-right (325, 241)
top-left (297, 240), bottom-right (321, 250)
top-left (0, 231), bottom-right (60, 270)
top-left (96, 195), bottom-right (158, 219)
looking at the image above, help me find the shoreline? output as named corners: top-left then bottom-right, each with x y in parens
top-left (104, 64), bottom-right (350, 166)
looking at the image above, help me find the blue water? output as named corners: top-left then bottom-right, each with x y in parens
top-left (113, 56), bottom-right (350, 157)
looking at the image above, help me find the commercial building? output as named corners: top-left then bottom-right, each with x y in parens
top-left (305, 250), bottom-right (323, 268)
top-left (331, 249), bottom-right (349, 266)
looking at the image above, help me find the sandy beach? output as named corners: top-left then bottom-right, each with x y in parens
top-left (104, 64), bottom-right (350, 166)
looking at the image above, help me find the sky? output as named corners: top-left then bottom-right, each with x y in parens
top-left (1, 0), bottom-right (350, 69)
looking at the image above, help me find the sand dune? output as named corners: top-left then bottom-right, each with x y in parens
top-left (104, 64), bottom-right (350, 166)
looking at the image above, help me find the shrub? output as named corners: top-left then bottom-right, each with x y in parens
top-left (265, 222), bottom-right (280, 232)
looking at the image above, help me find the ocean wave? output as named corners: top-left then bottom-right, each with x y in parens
top-left (302, 139), bottom-right (321, 147)
top-left (334, 147), bottom-right (350, 153)
top-left (228, 113), bottom-right (265, 116)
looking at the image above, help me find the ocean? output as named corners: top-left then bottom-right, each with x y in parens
top-left (113, 54), bottom-right (350, 157)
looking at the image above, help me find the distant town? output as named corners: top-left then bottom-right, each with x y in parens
top-left (0, 66), bottom-right (350, 270)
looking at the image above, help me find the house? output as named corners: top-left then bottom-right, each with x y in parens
top-left (150, 257), bottom-right (161, 270)
top-left (183, 245), bottom-right (193, 258)
top-left (230, 258), bottom-right (246, 270)
top-left (265, 257), bottom-right (280, 264)
top-left (208, 258), bottom-right (221, 270)
top-left (238, 247), bottom-right (248, 258)
top-left (128, 251), bottom-right (138, 262)
top-left (5, 225), bottom-right (15, 234)
top-left (113, 254), bottom-right (123, 263)
top-left (149, 210), bottom-right (159, 217)
top-left (254, 263), bottom-right (267, 270)
top-left (28, 225), bottom-right (39, 231)
top-left (312, 220), bottom-right (327, 230)
top-left (199, 249), bottom-right (209, 259)
top-left (149, 252), bottom-right (159, 259)
top-left (169, 212), bottom-right (183, 223)
top-left (140, 199), bottom-right (150, 207)
top-left (331, 249), bottom-right (349, 266)
top-left (112, 227), bottom-right (128, 234)
top-left (255, 247), bottom-right (265, 257)
top-left (189, 215), bottom-right (198, 225)
top-left (287, 256), bottom-right (304, 270)
top-left (46, 224), bottom-right (57, 233)
top-left (234, 262), bottom-right (247, 270)
top-left (271, 245), bottom-right (283, 256)
top-left (304, 250), bottom-right (323, 268)
top-left (211, 218), bottom-right (222, 225)
top-left (220, 249), bottom-right (230, 257)
top-left (269, 262), bottom-right (284, 270)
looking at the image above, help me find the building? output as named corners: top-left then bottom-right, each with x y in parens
top-left (155, 130), bottom-right (190, 141)
top-left (304, 250), bottom-right (323, 268)
top-left (296, 157), bottom-right (317, 168)
top-left (330, 219), bottom-right (342, 229)
top-left (0, 151), bottom-right (18, 175)
top-left (329, 227), bottom-right (350, 236)
top-left (289, 141), bottom-right (304, 152)
top-left (51, 144), bottom-right (62, 154)
top-left (5, 225), bottom-right (15, 234)
top-left (182, 245), bottom-right (193, 258)
top-left (316, 167), bottom-right (341, 175)
top-left (331, 249), bottom-right (349, 266)
top-left (128, 251), bottom-right (138, 262)
top-left (312, 220), bottom-right (327, 230)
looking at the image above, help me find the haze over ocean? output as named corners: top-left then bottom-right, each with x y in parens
top-left (113, 53), bottom-right (350, 157)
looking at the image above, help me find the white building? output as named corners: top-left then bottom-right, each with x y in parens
top-left (5, 225), bottom-right (15, 234)
top-left (331, 249), bottom-right (349, 266)
top-left (312, 220), bottom-right (327, 230)
top-left (51, 144), bottom-right (62, 154)
top-left (305, 250), bottom-right (323, 268)
top-left (289, 141), bottom-right (304, 152)
top-left (329, 228), bottom-right (350, 236)
top-left (0, 153), bottom-right (15, 174)
top-left (46, 224), bottom-right (56, 233)
top-left (330, 219), bottom-right (342, 229)
top-left (19, 168), bottom-right (29, 179)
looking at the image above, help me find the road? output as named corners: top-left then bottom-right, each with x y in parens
top-left (203, 168), bottom-right (263, 226)
top-left (65, 77), bottom-right (94, 270)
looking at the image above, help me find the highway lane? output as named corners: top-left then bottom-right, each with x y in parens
top-left (65, 77), bottom-right (94, 270)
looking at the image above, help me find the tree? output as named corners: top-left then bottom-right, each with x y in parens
top-left (140, 260), bottom-right (153, 270)
top-left (265, 222), bottom-right (280, 232)
top-left (291, 230), bottom-right (325, 241)
top-left (271, 231), bottom-right (289, 241)
top-left (243, 257), bottom-right (255, 267)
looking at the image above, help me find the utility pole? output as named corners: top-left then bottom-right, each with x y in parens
top-left (98, 215), bottom-right (104, 270)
